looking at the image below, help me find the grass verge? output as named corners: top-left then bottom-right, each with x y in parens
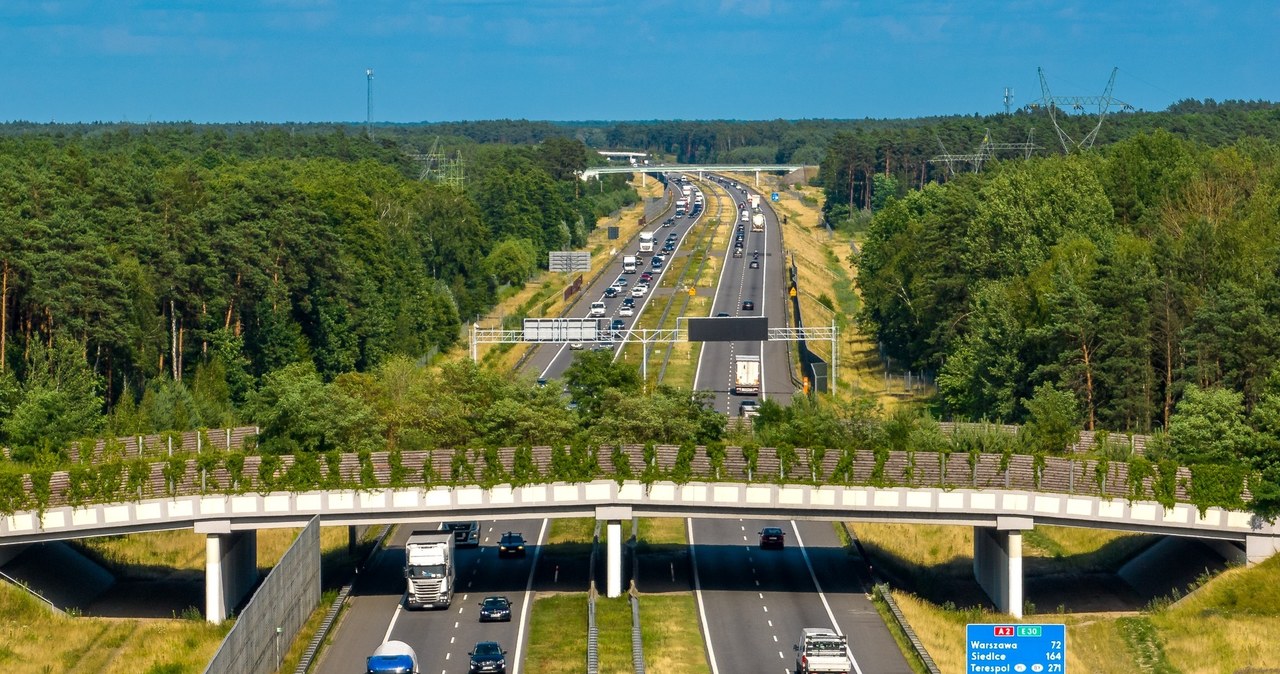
top-left (524, 593), bottom-right (589, 674)
top-left (596, 596), bottom-right (634, 673)
top-left (639, 594), bottom-right (709, 674)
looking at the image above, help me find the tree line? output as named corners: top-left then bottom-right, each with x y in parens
top-left (0, 130), bottom-right (636, 454)
top-left (853, 129), bottom-right (1280, 489)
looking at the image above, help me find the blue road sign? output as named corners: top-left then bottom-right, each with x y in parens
top-left (966, 624), bottom-right (1065, 673)
top-left (770, 192), bottom-right (780, 202)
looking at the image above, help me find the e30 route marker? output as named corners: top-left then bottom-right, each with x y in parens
top-left (966, 623), bottom-right (1066, 673)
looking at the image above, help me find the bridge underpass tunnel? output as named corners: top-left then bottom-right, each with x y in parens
top-left (197, 522), bottom-right (258, 624)
top-left (973, 516), bottom-right (1033, 619)
top-left (597, 505), bottom-right (632, 598)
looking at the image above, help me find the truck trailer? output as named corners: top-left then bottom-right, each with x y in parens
top-left (404, 530), bottom-right (454, 609)
top-left (367, 640), bottom-right (419, 674)
top-left (734, 355), bottom-right (761, 395)
top-left (751, 212), bottom-right (765, 231)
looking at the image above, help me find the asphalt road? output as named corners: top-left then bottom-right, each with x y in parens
top-left (314, 518), bottom-right (552, 674)
top-left (522, 177), bottom-right (703, 383)
top-left (693, 176), bottom-right (794, 415)
top-left (689, 518), bottom-right (913, 674)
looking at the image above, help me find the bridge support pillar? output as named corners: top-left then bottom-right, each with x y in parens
top-left (1246, 534), bottom-right (1280, 565)
top-left (596, 506), bottom-right (632, 599)
top-left (199, 523), bottom-right (258, 624)
top-left (973, 517), bottom-right (1032, 618)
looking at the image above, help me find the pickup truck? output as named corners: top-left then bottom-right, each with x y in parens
top-left (794, 628), bottom-right (852, 674)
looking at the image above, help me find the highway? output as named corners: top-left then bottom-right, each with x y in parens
top-left (689, 518), bottom-right (913, 674)
top-left (693, 176), bottom-right (795, 415)
top-left (522, 176), bottom-right (704, 383)
top-left (314, 518), bottom-right (558, 674)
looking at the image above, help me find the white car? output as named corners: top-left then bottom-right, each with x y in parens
top-left (619, 306), bottom-right (634, 317)
top-left (631, 286), bottom-right (646, 297)
top-left (590, 302), bottom-right (607, 317)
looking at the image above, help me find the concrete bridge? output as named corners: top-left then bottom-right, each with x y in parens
top-left (1, 473), bottom-right (1276, 621)
top-left (579, 163), bottom-right (810, 185)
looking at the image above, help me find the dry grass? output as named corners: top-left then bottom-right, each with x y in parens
top-left (547, 518), bottom-right (598, 545)
top-left (0, 572), bottom-right (227, 674)
top-left (637, 518), bottom-right (687, 546)
top-left (639, 594), bottom-right (709, 674)
top-left (853, 522), bottom-right (1148, 572)
top-left (77, 525), bottom-right (354, 575)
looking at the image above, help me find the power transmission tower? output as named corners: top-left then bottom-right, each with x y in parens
top-left (408, 137), bottom-right (466, 189)
top-left (365, 68), bottom-right (374, 139)
top-left (929, 128), bottom-right (1039, 178)
top-left (1032, 67), bottom-right (1133, 152)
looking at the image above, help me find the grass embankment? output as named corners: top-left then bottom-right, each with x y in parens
top-left (859, 521), bottom-right (1280, 672)
top-left (0, 525), bottom-right (360, 674)
top-left (474, 175), bottom-right (667, 374)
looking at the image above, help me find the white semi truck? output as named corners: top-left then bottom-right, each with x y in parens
top-left (751, 212), bottom-right (765, 231)
top-left (749, 193), bottom-right (761, 208)
top-left (367, 640), bottom-right (419, 674)
top-left (404, 530), bottom-right (454, 609)
top-left (734, 355), bottom-right (761, 395)
top-left (639, 231), bottom-right (655, 252)
top-left (793, 628), bottom-right (852, 674)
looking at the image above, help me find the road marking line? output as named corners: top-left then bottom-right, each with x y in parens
top-left (791, 520), bottom-right (866, 674)
top-left (511, 517), bottom-right (548, 674)
top-left (382, 596), bottom-right (405, 644)
top-left (763, 605), bottom-right (769, 612)
top-left (688, 518), bottom-right (720, 674)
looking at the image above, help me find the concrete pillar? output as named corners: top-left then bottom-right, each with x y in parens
top-left (201, 524), bottom-right (259, 624)
top-left (205, 533), bottom-right (227, 624)
top-left (349, 525), bottom-right (359, 556)
top-left (607, 520), bottom-right (623, 598)
top-left (1246, 535), bottom-right (1280, 565)
top-left (596, 505), bottom-right (632, 599)
top-left (973, 517), bottom-right (1032, 619)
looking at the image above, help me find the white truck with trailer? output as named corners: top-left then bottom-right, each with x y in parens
top-left (733, 354), bottom-right (761, 395)
top-left (404, 530), bottom-right (455, 609)
top-left (639, 231), bottom-right (655, 252)
top-left (367, 640), bottom-right (419, 674)
top-left (793, 628), bottom-right (852, 674)
top-left (751, 212), bottom-right (765, 232)
top-left (749, 193), bottom-right (761, 208)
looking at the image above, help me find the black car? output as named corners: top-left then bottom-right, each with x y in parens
top-left (468, 641), bottom-right (508, 673)
top-left (742, 300), bottom-right (755, 311)
top-left (759, 526), bottom-right (785, 549)
top-left (604, 286), bottom-right (618, 298)
top-left (442, 521), bottom-right (480, 547)
top-left (611, 318), bottom-right (626, 331)
top-left (478, 596), bottom-right (512, 622)
top-left (749, 260), bottom-right (760, 269)
top-left (498, 532), bottom-right (526, 557)
top-left (621, 297), bottom-right (635, 308)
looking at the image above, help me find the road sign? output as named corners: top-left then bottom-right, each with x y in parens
top-left (966, 623), bottom-right (1065, 673)
top-left (548, 251), bottom-right (591, 273)
top-left (522, 318), bottom-right (601, 342)
top-left (771, 192), bottom-right (780, 202)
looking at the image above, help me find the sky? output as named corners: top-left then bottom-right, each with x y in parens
top-left (1, 0), bottom-right (1278, 124)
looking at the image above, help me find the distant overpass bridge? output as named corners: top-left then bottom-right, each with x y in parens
top-left (0, 447), bottom-right (1274, 621)
top-left (580, 164), bottom-right (811, 185)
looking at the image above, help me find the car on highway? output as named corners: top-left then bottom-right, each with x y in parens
top-left (592, 341), bottom-right (615, 352)
top-left (742, 300), bottom-right (755, 311)
top-left (716, 312), bottom-right (730, 317)
top-left (651, 258), bottom-right (663, 269)
top-left (740, 399), bottom-right (760, 418)
top-left (631, 286), bottom-right (647, 297)
top-left (614, 276), bottom-right (628, 287)
top-left (611, 318), bottom-right (626, 331)
top-left (468, 641), bottom-right (508, 673)
top-left (478, 596), bottom-right (513, 622)
top-left (618, 305), bottom-right (633, 317)
top-left (622, 297), bottom-right (635, 308)
top-left (589, 302), bottom-right (606, 317)
top-left (640, 272), bottom-right (653, 282)
top-left (498, 532), bottom-right (526, 557)
top-left (749, 260), bottom-right (760, 269)
top-left (759, 526), bottom-right (785, 549)
top-left (604, 286), bottom-right (619, 298)
top-left (569, 342), bottom-right (584, 350)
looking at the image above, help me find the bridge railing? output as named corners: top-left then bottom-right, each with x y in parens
top-left (0, 443), bottom-right (1253, 518)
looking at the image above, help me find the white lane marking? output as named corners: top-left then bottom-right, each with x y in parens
top-left (382, 596), bottom-right (405, 644)
top-left (755, 579), bottom-right (760, 587)
top-left (693, 181), bottom-right (738, 393)
top-left (791, 520), bottom-right (866, 674)
top-left (768, 619), bottom-right (773, 628)
top-left (463, 594), bottom-right (469, 601)
top-left (454, 621), bottom-right (459, 628)
top-left (445, 653), bottom-right (451, 660)
top-left (511, 518), bottom-right (548, 674)
top-left (689, 518), bottom-right (721, 674)
top-left (758, 592), bottom-right (764, 600)
top-left (763, 605), bottom-right (769, 613)
top-left (741, 525), bottom-right (746, 531)
top-left (773, 635), bottom-right (778, 642)
top-left (778, 651), bottom-right (784, 659)
top-left (450, 636), bottom-right (455, 644)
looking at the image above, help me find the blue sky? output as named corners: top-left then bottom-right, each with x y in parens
top-left (2, 0), bottom-right (1278, 123)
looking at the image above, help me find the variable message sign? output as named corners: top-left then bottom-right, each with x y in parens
top-left (966, 624), bottom-right (1065, 673)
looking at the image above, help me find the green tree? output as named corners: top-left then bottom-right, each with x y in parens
top-left (1021, 383), bottom-right (1080, 455)
top-left (1167, 384), bottom-right (1251, 465)
top-left (563, 350), bottom-right (640, 419)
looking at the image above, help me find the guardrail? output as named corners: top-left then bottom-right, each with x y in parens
top-left (587, 521), bottom-right (601, 674)
top-left (628, 518), bottom-right (646, 674)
